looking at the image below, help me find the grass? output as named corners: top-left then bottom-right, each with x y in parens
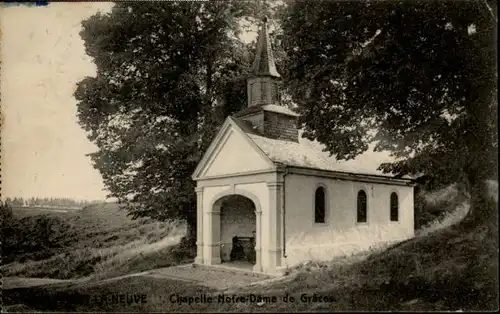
top-left (3, 275), bottom-right (214, 312)
top-left (3, 182), bottom-right (498, 312)
top-left (1, 202), bottom-right (189, 280)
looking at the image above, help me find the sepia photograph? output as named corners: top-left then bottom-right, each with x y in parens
top-left (1, 0), bottom-right (498, 312)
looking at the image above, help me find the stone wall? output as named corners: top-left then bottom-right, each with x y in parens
top-left (263, 111), bottom-right (298, 142)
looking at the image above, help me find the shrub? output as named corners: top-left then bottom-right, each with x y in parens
top-left (1, 210), bottom-right (76, 264)
top-left (1, 202), bottom-right (14, 224)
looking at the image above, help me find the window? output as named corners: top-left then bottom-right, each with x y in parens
top-left (248, 83), bottom-right (253, 105)
top-left (357, 190), bottom-right (367, 223)
top-left (272, 82), bottom-right (280, 102)
top-left (314, 187), bottom-right (326, 223)
top-left (252, 83), bottom-right (261, 104)
top-left (261, 81), bottom-right (268, 102)
top-left (390, 192), bottom-right (399, 221)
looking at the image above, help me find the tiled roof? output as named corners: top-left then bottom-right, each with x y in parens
top-left (230, 116), bottom-right (399, 178)
top-left (234, 104), bottom-right (299, 118)
top-left (260, 104), bottom-right (299, 117)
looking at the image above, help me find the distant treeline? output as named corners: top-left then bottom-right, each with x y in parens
top-left (2, 197), bottom-right (102, 208)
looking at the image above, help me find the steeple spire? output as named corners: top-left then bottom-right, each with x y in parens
top-left (251, 16), bottom-right (280, 78)
top-left (247, 16), bottom-right (281, 107)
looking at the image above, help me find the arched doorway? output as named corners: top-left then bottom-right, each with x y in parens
top-left (212, 194), bottom-right (258, 270)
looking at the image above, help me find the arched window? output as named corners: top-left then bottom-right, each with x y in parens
top-left (390, 192), bottom-right (399, 221)
top-left (357, 190), bottom-right (367, 223)
top-left (314, 187), bottom-right (326, 223)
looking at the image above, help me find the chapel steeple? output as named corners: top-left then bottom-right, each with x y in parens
top-left (235, 16), bottom-right (299, 143)
top-left (247, 17), bottom-right (281, 107)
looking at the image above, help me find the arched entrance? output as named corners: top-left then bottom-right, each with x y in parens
top-left (210, 193), bottom-right (261, 271)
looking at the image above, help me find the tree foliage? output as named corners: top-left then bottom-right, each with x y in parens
top-left (75, 1), bottom-right (259, 237)
top-left (2, 197), bottom-right (101, 208)
top-left (280, 0), bottom-right (497, 224)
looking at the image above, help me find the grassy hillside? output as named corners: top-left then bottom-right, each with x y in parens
top-left (1, 202), bottom-right (189, 280)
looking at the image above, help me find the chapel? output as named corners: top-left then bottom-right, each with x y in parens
top-left (191, 18), bottom-right (415, 275)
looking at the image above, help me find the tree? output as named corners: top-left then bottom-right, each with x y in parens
top-left (1, 202), bottom-right (14, 226)
top-left (11, 197), bottom-right (24, 207)
top-left (280, 0), bottom-right (497, 225)
top-left (75, 1), bottom-right (258, 243)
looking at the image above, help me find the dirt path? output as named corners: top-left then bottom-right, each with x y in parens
top-left (141, 264), bottom-right (271, 290)
top-left (79, 264), bottom-right (274, 290)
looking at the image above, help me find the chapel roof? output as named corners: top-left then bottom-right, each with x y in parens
top-left (229, 116), bottom-right (410, 179)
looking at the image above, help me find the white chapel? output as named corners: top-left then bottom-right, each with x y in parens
top-left (191, 18), bottom-right (415, 276)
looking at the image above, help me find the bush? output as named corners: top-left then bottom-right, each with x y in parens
top-left (1, 202), bottom-right (14, 224)
top-left (167, 236), bottom-right (196, 263)
top-left (1, 208), bottom-right (76, 264)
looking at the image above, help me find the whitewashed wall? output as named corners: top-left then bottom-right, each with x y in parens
top-left (203, 129), bottom-right (271, 177)
top-left (282, 174), bottom-right (414, 268)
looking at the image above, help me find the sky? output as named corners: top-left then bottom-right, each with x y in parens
top-left (0, 2), bottom-right (259, 201)
top-left (1, 2), bottom-right (114, 200)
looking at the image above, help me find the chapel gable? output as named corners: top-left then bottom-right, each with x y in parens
top-left (200, 125), bottom-right (273, 177)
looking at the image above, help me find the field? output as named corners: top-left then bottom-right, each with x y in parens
top-left (2, 203), bottom-right (190, 281)
top-left (11, 206), bottom-right (80, 217)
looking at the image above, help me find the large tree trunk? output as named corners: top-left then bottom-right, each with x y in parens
top-left (180, 207), bottom-right (197, 250)
top-left (185, 213), bottom-right (197, 244)
top-left (462, 109), bottom-right (496, 228)
top-left (462, 69), bottom-right (496, 228)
